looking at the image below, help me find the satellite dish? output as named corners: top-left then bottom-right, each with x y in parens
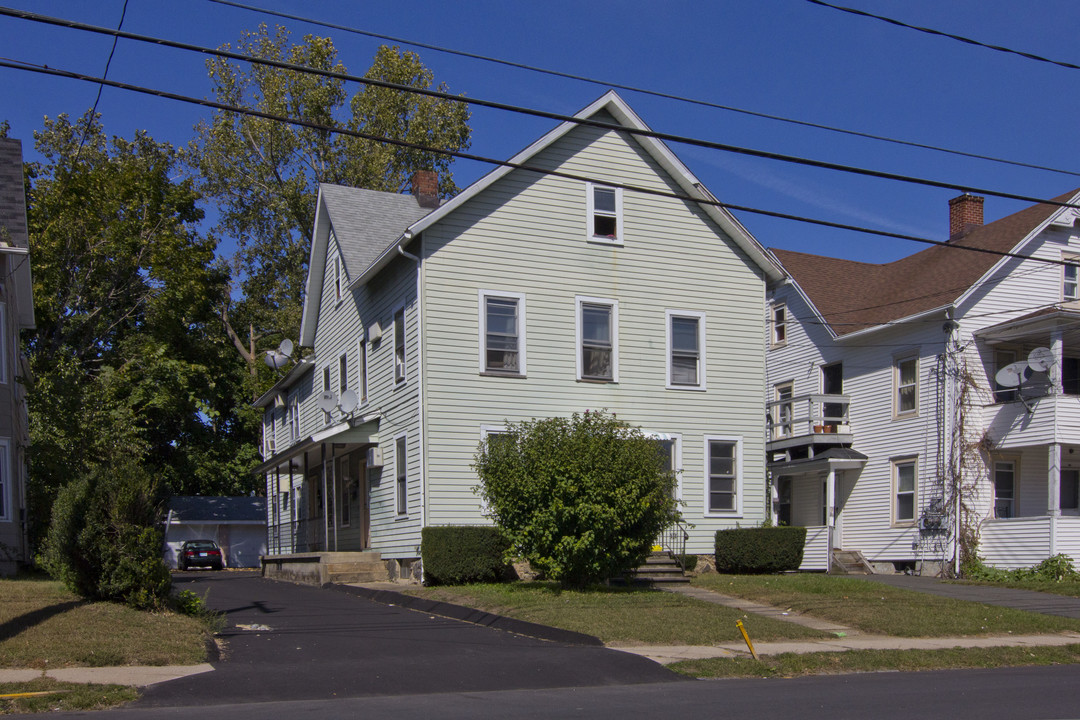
top-left (317, 391), bottom-right (338, 412)
top-left (279, 338), bottom-right (294, 357)
top-left (339, 389), bottom-right (358, 414)
top-left (263, 351), bottom-right (290, 370)
top-left (1027, 347), bottom-right (1055, 373)
top-left (995, 361), bottom-right (1031, 388)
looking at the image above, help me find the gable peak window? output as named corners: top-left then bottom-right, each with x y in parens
top-left (587, 183), bottom-right (623, 245)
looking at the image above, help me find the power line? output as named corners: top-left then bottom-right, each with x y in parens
top-left (806, 0), bottom-right (1080, 72)
top-left (207, 0), bottom-right (1080, 181)
top-left (3, 6), bottom-right (1079, 213)
top-left (1, 56), bottom-right (1076, 274)
top-left (73, 0), bottom-right (128, 164)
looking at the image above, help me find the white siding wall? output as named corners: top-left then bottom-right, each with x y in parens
top-left (419, 118), bottom-right (769, 553)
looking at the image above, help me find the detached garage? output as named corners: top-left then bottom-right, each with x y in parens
top-left (164, 496), bottom-right (266, 569)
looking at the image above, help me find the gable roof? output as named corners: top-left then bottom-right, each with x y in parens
top-left (300, 90), bottom-right (784, 347)
top-left (772, 189), bottom-right (1080, 338)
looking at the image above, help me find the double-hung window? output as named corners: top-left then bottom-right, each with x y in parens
top-left (772, 303), bottom-right (787, 346)
top-left (1065, 257), bottom-right (1079, 301)
top-left (993, 460), bottom-right (1015, 519)
top-left (333, 257), bottom-right (342, 302)
top-left (893, 458), bottom-right (917, 524)
top-left (395, 434), bottom-right (408, 516)
top-left (394, 307), bottom-right (406, 384)
top-left (339, 354), bottom-right (348, 395)
top-left (288, 394), bottom-right (299, 442)
top-left (667, 310), bottom-right (706, 389)
top-left (894, 355), bottom-right (918, 416)
top-left (479, 291), bottom-right (526, 375)
top-left (358, 336), bottom-right (368, 405)
top-left (322, 366), bottom-right (332, 424)
top-left (577, 296), bottom-right (618, 382)
top-left (586, 183), bottom-right (622, 245)
top-left (705, 436), bottom-right (742, 515)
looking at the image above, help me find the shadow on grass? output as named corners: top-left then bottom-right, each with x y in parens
top-left (0, 600), bottom-right (82, 643)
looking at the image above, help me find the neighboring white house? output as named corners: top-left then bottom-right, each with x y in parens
top-left (0, 139), bottom-right (35, 577)
top-left (254, 91), bottom-right (785, 581)
top-left (164, 496), bottom-right (267, 569)
top-left (767, 189), bottom-right (1080, 574)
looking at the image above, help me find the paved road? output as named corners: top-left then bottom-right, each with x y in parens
top-left (136, 572), bottom-right (680, 708)
top-left (84, 663), bottom-right (1080, 720)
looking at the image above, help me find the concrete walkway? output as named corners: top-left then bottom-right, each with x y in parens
top-left (0, 664), bottom-right (214, 687)
top-left (659, 583), bottom-right (856, 636)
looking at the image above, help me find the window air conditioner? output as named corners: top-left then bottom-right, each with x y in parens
top-left (367, 447), bottom-right (384, 467)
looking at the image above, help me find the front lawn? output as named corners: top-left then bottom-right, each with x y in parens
top-left (0, 577), bottom-right (210, 668)
top-left (399, 582), bottom-right (829, 645)
top-left (0, 679), bottom-right (137, 713)
top-left (692, 573), bottom-right (1080, 637)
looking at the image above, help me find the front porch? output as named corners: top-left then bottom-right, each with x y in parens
top-left (979, 516), bottom-right (1080, 569)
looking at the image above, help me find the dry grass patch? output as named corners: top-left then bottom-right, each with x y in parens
top-left (0, 578), bottom-right (208, 668)
top-left (399, 582), bottom-right (828, 645)
top-left (693, 574), bottom-right (1080, 637)
top-left (671, 644), bottom-right (1080, 678)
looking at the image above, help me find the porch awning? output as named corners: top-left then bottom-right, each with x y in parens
top-left (976, 304), bottom-right (1080, 344)
top-left (252, 415), bottom-right (380, 475)
top-left (769, 447), bottom-right (868, 475)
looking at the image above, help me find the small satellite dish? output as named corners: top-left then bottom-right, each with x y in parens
top-left (317, 391), bottom-right (338, 412)
top-left (339, 389), bottom-right (358, 414)
top-left (263, 351), bottom-right (290, 370)
top-left (279, 338), bottom-right (294, 357)
top-left (1027, 347), bottom-right (1055, 373)
top-left (995, 361), bottom-right (1031, 388)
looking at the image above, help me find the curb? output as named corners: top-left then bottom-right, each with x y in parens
top-left (331, 584), bottom-right (604, 647)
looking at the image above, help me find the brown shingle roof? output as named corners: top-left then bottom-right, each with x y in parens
top-left (772, 190), bottom-right (1080, 336)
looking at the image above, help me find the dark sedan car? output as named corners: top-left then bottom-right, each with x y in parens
top-left (177, 539), bottom-right (224, 570)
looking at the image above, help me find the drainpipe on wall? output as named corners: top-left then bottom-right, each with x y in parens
top-left (399, 241), bottom-right (426, 580)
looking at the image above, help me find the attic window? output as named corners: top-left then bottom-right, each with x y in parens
top-left (587, 184), bottom-right (622, 245)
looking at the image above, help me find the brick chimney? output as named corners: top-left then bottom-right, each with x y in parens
top-left (949, 193), bottom-right (984, 240)
top-left (410, 170), bottom-right (440, 209)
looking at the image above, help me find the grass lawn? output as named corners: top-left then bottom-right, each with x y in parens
top-left (0, 577), bottom-right (209, 668)
top-left (398, 582), bottom-right (828, 645)
top-left (0, 678), bottom-right (137, 714)
top-left (670, 644), bottom-right (1080, 678)
top-left (692, 574), bottom-right (1080, 637)
top-left (950, 578), bottom-right (1080, 598)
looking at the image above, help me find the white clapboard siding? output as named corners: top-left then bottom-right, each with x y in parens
top-left (800, 526), bottom-right (829, 571)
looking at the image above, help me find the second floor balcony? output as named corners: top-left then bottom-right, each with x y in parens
top-left (767, 393), bottom-right (853, 453)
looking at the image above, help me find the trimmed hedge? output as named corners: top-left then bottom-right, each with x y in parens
top-left (714, 526), bottom-right (807, 574)
top-left (421, 525), bottom-right (511, 585)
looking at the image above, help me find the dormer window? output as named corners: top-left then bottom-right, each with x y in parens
top-left (587, 183), bottom-right (622, 245)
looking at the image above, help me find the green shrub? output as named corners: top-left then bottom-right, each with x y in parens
top-left (714, 526), bottom-right (806, 574)
top-left (963, 553), bottom-right (1079, 582)
top-left (41, 456), bottom-right (171, 609)
top-left (421, 526), bottom-right (511, 585)
top-left (474, 410), bottom-right (679, 588)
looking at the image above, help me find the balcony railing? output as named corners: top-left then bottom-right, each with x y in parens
top-left (767, 393), bottom-right (851, 443)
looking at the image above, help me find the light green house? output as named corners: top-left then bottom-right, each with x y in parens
top-left (255, 91), bottom-right (784, 582)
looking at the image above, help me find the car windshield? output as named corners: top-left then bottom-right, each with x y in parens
top-left (185, 541), bottom-right (218, 551)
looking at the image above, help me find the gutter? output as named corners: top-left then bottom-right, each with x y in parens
top-left (397, 241), bottom-right (427, 556)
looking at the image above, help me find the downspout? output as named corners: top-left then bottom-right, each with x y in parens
top-left (398, 240), bottom-right (427, 573)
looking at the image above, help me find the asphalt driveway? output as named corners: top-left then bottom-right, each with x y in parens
top-left (136, 572), bottom-right (682, 707)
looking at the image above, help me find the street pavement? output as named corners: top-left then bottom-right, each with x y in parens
top-left (133, 571), bottom-right (683, 707)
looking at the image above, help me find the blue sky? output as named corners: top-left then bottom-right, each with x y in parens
top-left (3, 0), bottom-right (1079, 264)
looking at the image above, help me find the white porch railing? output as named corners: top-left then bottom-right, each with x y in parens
top-left (800, 525), bottom-right (829, 571)
top-left (982, 394), bottom-right (1080, 449)
top-left (767, 394), bottom-right (851, 443)
top-left (979, 515), bottom-right (1080, 569)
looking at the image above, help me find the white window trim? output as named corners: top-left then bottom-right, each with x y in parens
top-left (1064, 255), bottom-right (1079, 301)
top-left (892, 456), bottom-right (918, 526)
top-left (333, 256), bottom-right (342, 303)
top-left (288, 393), bottom-right (300, 443)
top-left (772, 303), bottom-right (787, 348)
top-left (893, 353), bottom-right (919, 418)
top-left (575, 295), bottom-right (619, 383)
top-left (773, 381), bottom-right (794, 438)
top-left (645, 431), bottom-right (683, 502)
top-left (586, 183), bottom-right (623, 246)
top-left (394, 433), bottom-right (408, 517)
top-left (993, 456), bottom-right (1019, 519)
top-left (322, 365), bottom-right (332, 425)
top-left (0, 438), bottom-right (11, 522)
top-left (394, 306), bottom-right (407, 386)
top-left (357, 336), bottom-right (368, 406)
top-left (338, 353), bottom-right (348, 395)
top-left (704, 435), bottom-right (743, 517)
top-left (665, 309), bottom-right (707, 391)
top-left (477, 290), bottom-right (527, 376)
top-left (0, 303), bottom-right (8, 385)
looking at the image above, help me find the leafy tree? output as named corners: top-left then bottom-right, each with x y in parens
top-left (23, 112), bottom-right (259, 545)
top-left (473, 411), bottom-right (679, 588)
top-left (188, 26), bottom-right (472, 392)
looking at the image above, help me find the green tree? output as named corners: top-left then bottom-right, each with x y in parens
top-left (188, 26), bottom-right (472, 391)
top-left (473, 411), bottom-right (679, 588)
top-left (23, 112), bottom-right (258, 545)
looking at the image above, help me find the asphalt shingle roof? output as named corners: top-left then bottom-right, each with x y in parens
top-left (319, 184), bottom-right (433, 278)
top-left (772, 190), bottom-right (1079, 336)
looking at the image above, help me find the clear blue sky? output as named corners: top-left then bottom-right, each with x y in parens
top-left (3, 0), bottom-right (1079, 264)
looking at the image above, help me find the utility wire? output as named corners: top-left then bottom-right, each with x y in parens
top-left (2, 56), bottom-right (1077, 273)
top-left (806, 0), bottom-right (1080, 72)
top-left (206, 0), bottom-right (1080, 180)
top-left (73, 0), bottom-right (128, 164)
top-left (3, 6), bottom-right (1078, 213)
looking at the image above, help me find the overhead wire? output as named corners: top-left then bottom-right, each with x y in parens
top-left (206, 0), bottom-right (1080, 181)
top-left (805, 0), bottom-right (1080, 73)
top-left (2, 6), bottom-right (1079, 214)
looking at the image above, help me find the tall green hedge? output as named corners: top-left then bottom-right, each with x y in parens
top-left (421, 526), bottom-right (511, 585)
top-left (714, 526), bottom-right (807, 574)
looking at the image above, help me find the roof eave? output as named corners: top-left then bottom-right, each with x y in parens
top-left (252, 358), bottom-right (315, 409)
top-left (834, 303), bottom-right (954, 342)
top-left (299, 191), bottom-right (332, 348)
